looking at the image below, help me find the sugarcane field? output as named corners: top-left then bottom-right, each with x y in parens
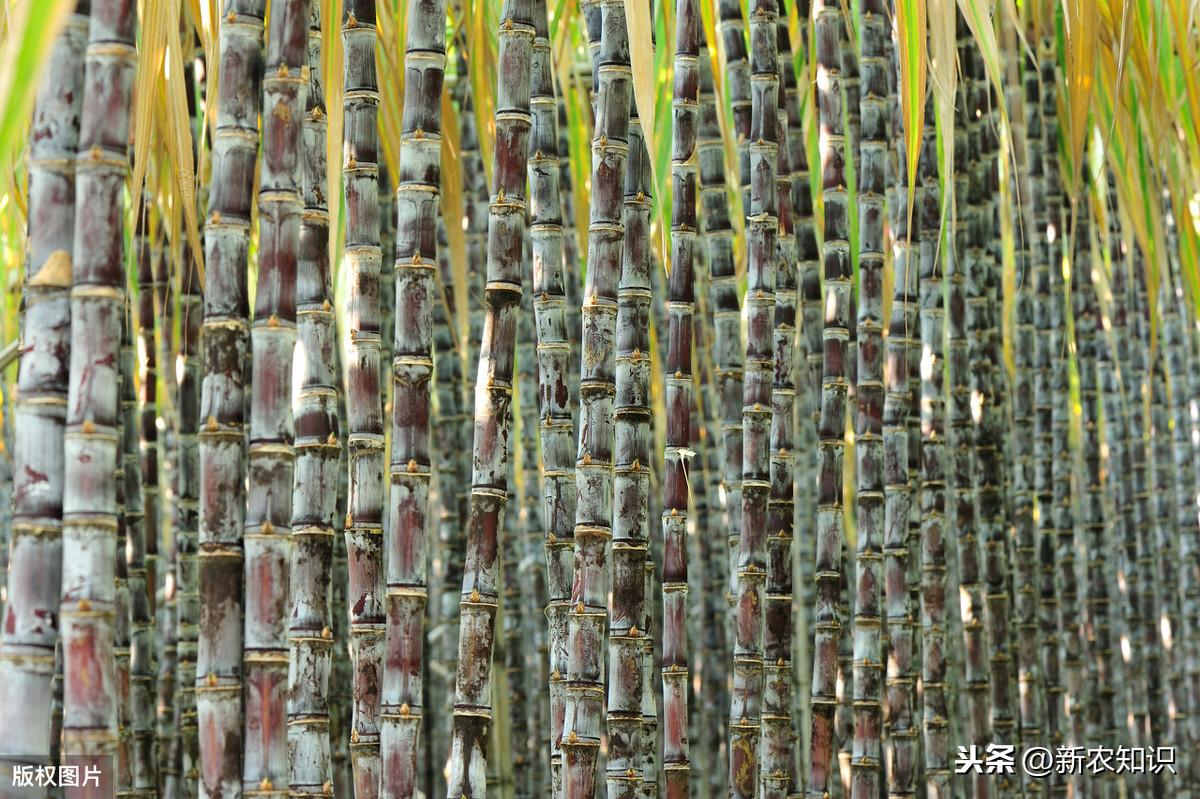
top-left (1, 0), bottom-right (1200, 796)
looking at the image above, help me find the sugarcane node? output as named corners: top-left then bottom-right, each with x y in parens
top-left (88, 144), bottom-right (102, 161)
top-left (546, 533), bottom-right (557, 545)
top-left (262, 519), bottom-right (274, 535)
top-left (575, 601), bottom-right (585, 614)
top-left (260, 778), bottom-right (273, 791)
top-left (636, 191), bottom-right (645, 202)
top-left (312, 105), bottom-right (324, 121)
top-left (321, 626), bottom-right (332, 639)
top-left (754, 402), bottom-right (762, 411)
top-left (211, 210), bottom-right (221, 224)
top-left (351, 729), bottom-right (360, 743)
top-left (568, 731), bottom-right (579, 744)
top-left (206, 416), bottom-right (219, 432)
top-left (322, 782), bottom-right (333, 795)
top-left (582, 451), bottom-right (592, 465)
top-left (268, 313), bottom-right (280, 329)
top-left (344, 513), bottom-right (353, 528)
top-left (674, 369), bottom-right (683, 379)
top-left (400, 702), bottom-right (411, 716)
top-left (414, 128), bottom-right (424, 140)
top-left (470, 589), bottom-right (481, 603)
top-left (226, 10), bottom-right (236, 22)
top-left (497, 186), bottom-right (506, 202)
top-left (504, 17), bottom-right (514, 29)
top-left (78, 598), bottom-right (91, 611)
top-left (81, 418), bottom-right (95, 434)
top-left (346, 10), bottom-right (357, 27)
top-left (347, 155), bottom-right (358, 169)
top-left (326, 432), bottom-right (337, 446)
top-left (407, 458), bottom-right (418, 473)
top-left (629, 625), bottom-right (640, 637)
top-left (670, 507), bottom-right (679, 516)
top-left (626, 768), bottom-right (637, 778)
top-left (598, 134), bottom-right (608, 147)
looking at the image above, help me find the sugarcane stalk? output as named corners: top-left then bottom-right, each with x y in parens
top-left (515, 249), bottom-right (548, 797)
top-left (286, 4), bottom-right (338, 795)
top-left (1012, 51), bottom-right (1045, 775)
top-left (0, 2), bottom-right (87, 784)
top-left (806, 0), bottom-right (851, 792)
top-left (780, 12), bottom-right (819, 781)
top-left (380, 0), bottom-right (448, 794)
top-left (559, 1), bottom-right (630, 795)
top-left (880, 16), bottom-right (918, 797)
top-left (1105, 229), bottom-right (1150, 790)
top-left (951, 39), bottom-right (992, 797)
top-left (916, 83), bottom-right (950, 798)
top-left (331, 395), bottom-right (355, 799)
top-left (694, 39), bottom-right (732, 796)
top-left (606, 45), bottom-right (652, 799)
top-left (658, 1), bottom-right (700, 797)
top-left (975, 66), bottom-right (1015, 780)
top-left (123, 260), bottom-right (154, 798)
top-left (761, 18), bottom-right (798, 799)
top-left (715, 0), bottom-right (749, 615)
top-left (731, 1), bottom-right (779, 794)
top-left (242, 1), bottom-right (306, 793)
top-left (197, 2), bottom-right (266, 795)
top-left (58, 1), bottom-right (137, 794)
top-left (1074, 195), bottom-right (1122, 799)
top-left (526, 1), bottom-right (573, 791)
top-left (116, 318), bottom-right (134, 798)
top-left (341, 2), bottom-right (386, 795)
top-left (1164, 234), bottom-right (1200, 793)
top-left (445, 0), bottom-right (534, 792)
top-left (848, 0), bottom-right (886, 794)
top-left (1145, 283), bottom-right (1183, 798)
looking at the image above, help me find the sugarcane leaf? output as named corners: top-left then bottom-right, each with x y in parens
top-left (132, 0), bottom-right (203, 287)
top-left (927, 0), bottom-right (956, 222)
top-left (323, 0), bottom-right (345, 275)
top-left (1063, 0), bottom-right (1098, 201)
top-left (0, 0), bottom-right (73, 194)
top-left (895, 0), bottom-right (926, 244)
top-left (626, 0), bottom-right (661, 204)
